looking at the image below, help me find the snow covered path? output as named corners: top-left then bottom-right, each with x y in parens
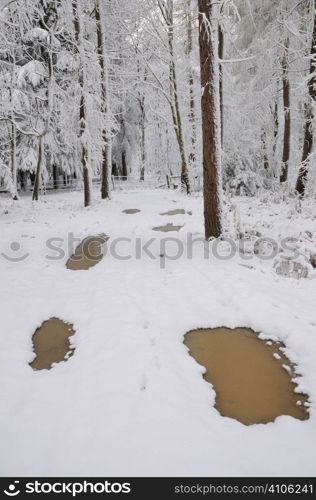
top-left (0, 190), bottom-right (315, 476)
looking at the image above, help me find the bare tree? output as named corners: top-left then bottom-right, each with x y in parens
top-left (95, 0), bottom-right (111, 200)
top-left (296, 0), bottom-right (316, 196)
top-left (33, 1), bottom-right (57, 201)
top-left (158, 0), bottom-right (191, 194)
top-left (72, 0), bottom-right (91, 207)
top-left (137, 65), bottom-right (147, 181)
top-left (32, 135), bottom-right (44, 201)
top-left (280, 40), bottom-right (291, 184)
top-left (186, 0), bottom-right (197, 168)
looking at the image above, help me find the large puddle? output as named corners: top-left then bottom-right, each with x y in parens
top-left (184, 328), bottom-right (309, 425)
top-left (153, 223), bottom-right (183, 233)
top-left (29, 318), bottom-right (75, 371)
top-left (66, 234), bottom-right (109, 271)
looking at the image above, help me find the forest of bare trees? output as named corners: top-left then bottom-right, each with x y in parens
top-left (1, 0), bottom-right (316, 237)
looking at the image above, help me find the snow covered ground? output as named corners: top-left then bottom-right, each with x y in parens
top-left (0, 189), bottom-right (316, 477)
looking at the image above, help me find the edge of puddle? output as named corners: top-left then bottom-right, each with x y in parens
top-left (184, 327), bottom-right (310, 426)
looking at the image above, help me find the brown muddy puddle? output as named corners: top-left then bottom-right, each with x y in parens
top-left (123, 209), bottom-right (141, 214)
top-left (66, 234), bottom-right (109, 271)
top-left (153, 223), bottom-right (183, 233)
top-left (184, 328), bottom-right (309, 425)
top-left (29, 318), bottom-right (75, 371)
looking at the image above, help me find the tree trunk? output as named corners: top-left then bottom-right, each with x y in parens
top-left (9, 52), bottom-right (18, 200)
top-left (11, 122), bottom-right (18, 200)
top-left (32, 135), bottom-right (43, 202)
top-left (187, 0), bottom-right (197, 167)
top-left (273, 96), bottom-right (279, 157)
top-left (72, 0), bottom-right (91, 207)
top-left (95, 0), bottom-right (111, 200)
top-left (112, 162), bottom-right (118, 177)
top-left (262, 131), bottom-right (269, 171)
top-left (218, 24), bottom-right (224, 146)
top-left (164, 1), bottom-right (190, 194)
top-left (20, 171), bottom-right (26, 192)
top-left (140, 100), bottom-right (146, 181)
top-left (198, 0), bottom-right (222, 239)
top-left (169, 60), bottom-right (190, 193)
top-left (53, 164), bottom-right (58, 190)
top-left (122, 151), bottom-right (128, 178)
top-left (297, 105), bottom-right (313, 194)
top-left (296, 1), bottom-right (316, 196)
top-left (280, 42), bottom-right (291, 184)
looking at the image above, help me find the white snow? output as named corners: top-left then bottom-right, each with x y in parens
top-left (17, 61), bottom-right (47, 89)
top-left (0, 189), bottom-right (315, 477)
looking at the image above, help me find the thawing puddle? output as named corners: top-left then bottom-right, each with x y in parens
top-left (161, 209), bottom-right (186, 216)
top-left (123, 209), bottom-right (141, 214)
top-left (153, 223), bottom-right (183, 233)
top-left (29, 318), bottom-right (75, 371)
top-left (66, 234), bottom-right (109, 271)
top-left (184, 328), bottom-right (309, 425)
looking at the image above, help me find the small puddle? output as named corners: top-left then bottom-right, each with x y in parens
top-left (153, 223), bottom-right (183, 233)
top-left (123, 209), bottom-right (141, 214)
top-left (66, 234), bottom-right (109, 271)
top-left (184, 328), bottom-right (309, 425)
top-left (29, 318), bottom-right (75, 371)
top-left (161, 209), bottom-right (186, 216)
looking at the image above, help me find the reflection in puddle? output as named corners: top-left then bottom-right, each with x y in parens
top-left (153, 223), bottom-right (183, 233)
top-left (66, 234), bottom-right (109, 271)
top-left (161, 209), bottom-right (186, 216)
top-left (29, 318), bottom-right (75, 371)
top-left (123, 209), bottom-right (141, 214)
top-left (184, 327), bottom-right (309, 425)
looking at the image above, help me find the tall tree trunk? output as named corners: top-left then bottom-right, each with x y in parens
top-left (262, 131), bottom-right (269, 170)
top-left (9, 46), bottom-right (18, 200)
top-left (72, 0), bottom-right (91, 207)
top-left (162, 0), bottom-right (190, 194)
top-left (273, 95), bottom-right (279, 157)
top-left (187, 0), bottom-right (197, 167)
top-left (218, 24), bottom-right (224, 146)
top-left (296, 0), bottom-right (316, 196)
top-left (198, 0), bottom-right (222, 239)
top-left (138, 65), bottom-right (147, 182)
top-left (169, 57), bottom-right (190, 192)
top-left (140, 99), bottom-right (146, 181)
top-left (32, 135), bottom-right (43, 202)
top-left (95, 0), bottom-right (111, 200)
top-left (122, 151), bottom-right (127, 178)
top-left (280, 41), bottom-right (291, 184)
top-left (30, 2), bottom-right (56, 201)
top-left (11, 122), bottom-right (18, 200)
